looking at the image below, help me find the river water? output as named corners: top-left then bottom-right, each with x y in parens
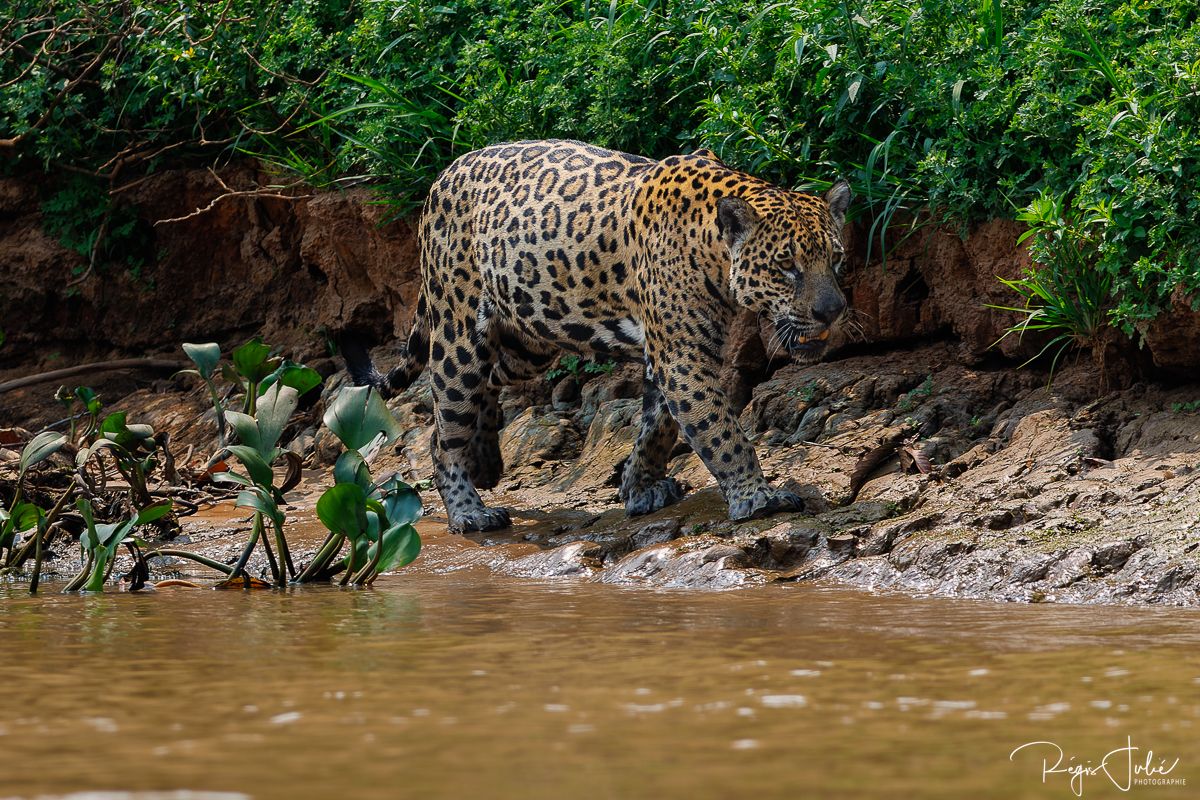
top-left (1, 566), bottom-right (1197, 799)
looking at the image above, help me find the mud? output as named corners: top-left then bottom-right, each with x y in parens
top-left (8, 339), bottom-right (1196, 606)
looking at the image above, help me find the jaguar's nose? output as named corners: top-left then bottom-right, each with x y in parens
top-left (812, 290), bottom-right (847, 326)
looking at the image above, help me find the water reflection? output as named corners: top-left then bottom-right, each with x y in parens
top-left (1, 576), bottom-right (1198, 799)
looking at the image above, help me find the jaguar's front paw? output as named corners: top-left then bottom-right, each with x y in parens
top-left (621, 477), bottom-right (685, 517)
top-left (449, 505), bottom-right (512, 533)
top-left (727, 485), bottom-right (805, 522)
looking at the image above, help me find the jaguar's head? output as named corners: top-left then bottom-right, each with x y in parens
top-left (718, 181), bottom-right (851, 363)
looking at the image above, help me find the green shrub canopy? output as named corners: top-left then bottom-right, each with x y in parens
top-left (3, 0), bottom-right (1198, 330)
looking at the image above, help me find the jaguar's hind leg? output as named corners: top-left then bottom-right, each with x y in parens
top-left (467, 368), bottom-right (504, 491)
top-left (620, 367), bottom-right (686, 516)
top-left (427, 319), bottom-right (511, 533)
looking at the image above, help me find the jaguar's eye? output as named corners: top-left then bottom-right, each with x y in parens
top-left (775, 249), bottom-right (793, 263)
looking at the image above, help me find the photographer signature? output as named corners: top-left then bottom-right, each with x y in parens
top-left (1010, 737), bottom-right (1183, 797)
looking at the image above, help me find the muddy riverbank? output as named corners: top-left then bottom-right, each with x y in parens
top-left (5, 340), bottom-right (1198, 606)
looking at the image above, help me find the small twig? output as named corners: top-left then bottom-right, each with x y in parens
top-left (153, 168), bottom-right (309, 226)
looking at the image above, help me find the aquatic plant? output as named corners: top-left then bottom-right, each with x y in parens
top-left (182, 342), bottom-right (227, 446)
top-left (297, 386), bottom-right (422, 586)
top-left (0, 431), bottom-right (80, 592)
top-left (182, 339), bottom-right (321, 445)
top-left (63, 498), bottom-right (172, 593)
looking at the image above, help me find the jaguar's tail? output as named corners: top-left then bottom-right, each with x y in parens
top-left (340, 311), bottom-right (429, 399)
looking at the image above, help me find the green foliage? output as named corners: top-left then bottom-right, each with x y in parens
top-left (69, 498), bottom-right (171, 592)
top-left (304, 386), bottom-right (422, 586)
top-left (1171, 400), bottom-right (1200, 414)
top-left (787, 380), bottom-right (821, 402)
top-left (4, 0), bottom-right (1198, 330)
top-left (546, 355), bottom-right (617, 382)
top-left (989, 192), bottom-right (1112, 375)
top-left (323, 385), bottom-right (403, 455)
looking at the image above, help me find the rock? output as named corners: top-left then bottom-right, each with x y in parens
top-left (551, 376), bottom-right (581, 411)
top-left (501, 408), bottom-right (576, 470)
top-left (630, 518), bottom-right (682, 550)
top-left (508, 541), bottom-right (604, 578)
top-left (600, 538), bottom-right (765, 589)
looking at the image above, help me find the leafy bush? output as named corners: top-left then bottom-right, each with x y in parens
top-left (3, 0), bottom-right (1198, 332)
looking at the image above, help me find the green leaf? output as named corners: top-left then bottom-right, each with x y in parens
top-left (96, 518), bottom-right (136, 548)
top-left (236, 488), bottom-right (284, 533)
top-left (226, 445), bottom-right (276, 487)
top-left (98, 412), bottom-right (155, 451)
top-left (371, 523), bottom-right (421, 574)
top-left (223, 410), bottom-right (262, 453)
top-left (135, 500), bottom-right (173, 525)
top-left (260, 363), bottom-right (322, 397)
top-left (375, 473), bottom-right (423, 526)
top-left (232, 337), bottom-right (277, 383)
top-left (316, 482), bottom-right (370, 540)
top-left (323, 386), bottom-right (402, 454)
top-left (333, 450), bottom-right (372, 488)
top-left (253, 383), bottom-right (300, 454)
top-left (76, 498), bottom-right (98, 551)
top-left (18, 431), bottom-right (66, 478)
top-left (74, 386), bottom-right (101, 416)
top-left (0, 502), bottom-right (42, 547)
top-left (182, 342), bottom-right (222, 379)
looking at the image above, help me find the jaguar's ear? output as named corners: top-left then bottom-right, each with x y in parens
top-left (691, 147), bottom-right (725, 166)
top-left (716, 196), bottom-right (758, 254)
top-left (825, 179), bottom-right (852, 229)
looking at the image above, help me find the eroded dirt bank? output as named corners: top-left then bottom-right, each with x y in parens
top-left (2, 167), bottom-right (1199, 604)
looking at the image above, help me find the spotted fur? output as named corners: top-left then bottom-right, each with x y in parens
top-left (348, 139), bottom-right (850, 532)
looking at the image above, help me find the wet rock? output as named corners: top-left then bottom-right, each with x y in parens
top-left (630, 518), bottom-right (682, 550)
top-left (600, 537), bottom-right (765, 589)
top-left (1048, 549), bottom-right (1094, 588)
top-left (509, 541), bottom-right (604, 578)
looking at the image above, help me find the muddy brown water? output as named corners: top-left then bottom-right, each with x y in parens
top-left (2, 531), bottom-right (1199, 799)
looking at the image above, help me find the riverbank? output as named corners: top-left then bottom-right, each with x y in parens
top-left (2, 170), bottom-right (1198, 605)
top-left (5, 339), bottom-right (1197, 605)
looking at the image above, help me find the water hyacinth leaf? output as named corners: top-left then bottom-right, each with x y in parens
top-left (74, 386), bottom-right (101, 416)
top-left (99, 412), bottom-right (155, 450)
top-left (76, 498), bottom-right (98, 550)
top-left (182, 342), bottom-right (222, 379)
top-left (96, 518), bottom-right (136, 548)
top-left (0, 502), bottom-right (42, 547)
top-left (316, 482), bottom-right (369, 539)
top-left (211, 470), bottom-right (252, 487)
top-left (18, 431), bottom-right (67, 478)
top-left (323, 385), bottom-right (402, 454)
top-left (333, 450), bottom-right (372, 488)
top-left (223, 410), bottom-right (262, 453)
top-left (236, 488), bottom-right (284, 533)
top-left (376, 474), bottom-right (422, 526)
top-left (226, 445), bottom-right (276, 487)
top-left (135, 500), bottom-right (173, 526)
top-left (259, 363), bottom-right (322, 397)
top-left (253, 383), bottom-right (300, 454)
top-left (371, 523), bottom-right (421, 574)
top-left (232, 337), bottom-right (276, 383)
